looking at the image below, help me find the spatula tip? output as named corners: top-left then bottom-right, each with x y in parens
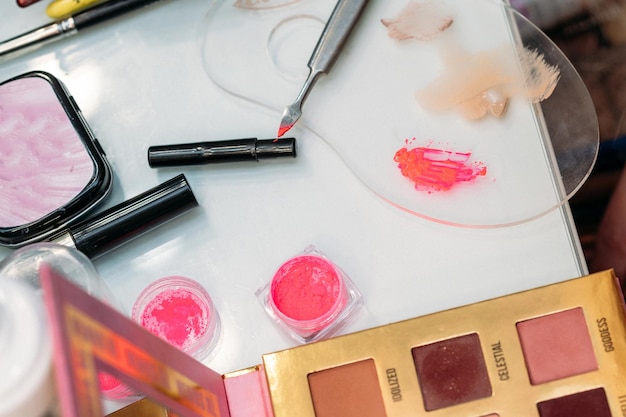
top-left (277, 101), bottom-right (302, 138)
top-left (277, 124), bottom-right (292, 138)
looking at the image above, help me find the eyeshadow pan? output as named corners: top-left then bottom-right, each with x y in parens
top-left (412, 333), bottom-right (491, 411)
top-left (516, 308), bottom-right (597, 385)
top-left (308, 359), bottom-right (387, 417)
top-left (537, 388), bottom-right (611, 417)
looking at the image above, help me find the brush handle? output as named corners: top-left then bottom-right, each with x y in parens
top-left (307, 0), bottom-right (369, 76)
top-left (72, 0), bottom-right (162, 30)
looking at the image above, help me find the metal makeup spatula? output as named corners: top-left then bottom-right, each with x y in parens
top-left (276, 0), bottom-right (370, 138)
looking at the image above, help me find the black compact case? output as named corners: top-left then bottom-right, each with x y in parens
top-left (0, 71), bottom-right (112, 246)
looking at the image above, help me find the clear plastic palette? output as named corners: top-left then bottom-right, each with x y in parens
top-left (200, 0), bottom-right (598, 228)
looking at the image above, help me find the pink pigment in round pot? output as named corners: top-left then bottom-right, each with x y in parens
top-left (98, 372), bottom-right (136, 400)
top-left (269, 254), bottom-right (348, 333)
top-left (131, 276), bottom-right (220, 361)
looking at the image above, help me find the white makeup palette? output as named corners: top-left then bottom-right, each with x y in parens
top-left (200, 0), bottom-right (598, 227)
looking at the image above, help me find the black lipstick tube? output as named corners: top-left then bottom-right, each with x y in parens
top-left (147, 137), bottom-right (297, 168)
top-left (51, 174), bottom-right (198, 258)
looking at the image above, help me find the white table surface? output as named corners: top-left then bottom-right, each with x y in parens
top-left (0, 0), bottom-right (589, 413)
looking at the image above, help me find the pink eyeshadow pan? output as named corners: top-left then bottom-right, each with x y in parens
top-left (132, 276), bottom-right (220, 361)
top-left (516, 307), bottom-right (597, 385)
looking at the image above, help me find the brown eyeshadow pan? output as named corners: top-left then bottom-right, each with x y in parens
top-left (411, 333), bottom-right (492, 411)
top-left (308, 359), bottom-right (387, 417)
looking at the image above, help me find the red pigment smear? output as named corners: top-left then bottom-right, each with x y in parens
top-left (270, 255), bottom-right (343, 322)
top-left (394, 141), bottom-right (487, 192)
top-left (140, 288), bottom-right (209, 351)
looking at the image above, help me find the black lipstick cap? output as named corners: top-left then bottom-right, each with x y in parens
top-left (54, 174), bottom-right (198, 258)
top-left (147, 137), bottom-right (297, 168)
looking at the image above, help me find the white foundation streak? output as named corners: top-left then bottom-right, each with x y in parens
top-left (518, 48), bottom-right (560, 103)
top-left (381, 1), bottom-right (453, 41)
top-left (415, 46), bottom-right (561, 120)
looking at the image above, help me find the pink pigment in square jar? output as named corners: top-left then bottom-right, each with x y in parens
top-left (257, 245), bottom-right (363, 343)
top-left (131, 276), bottom-right (221, 362)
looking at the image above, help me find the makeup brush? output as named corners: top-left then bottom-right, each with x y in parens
top-left (276, 0), bottom-right (369, 138)
top-left (0, 0), bottom-right (164, 58)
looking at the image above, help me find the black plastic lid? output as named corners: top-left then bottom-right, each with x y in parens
top-left (65, 174), bottom-right (198, 259)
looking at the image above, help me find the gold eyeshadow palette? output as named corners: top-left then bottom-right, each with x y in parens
top-left (40, 263), bottom-right (625, 417)
top-left (261, 268), bottom-right (626, 417)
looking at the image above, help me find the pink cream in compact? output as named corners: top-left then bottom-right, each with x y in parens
top-left (0, 71), bottom-right (111, 247)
